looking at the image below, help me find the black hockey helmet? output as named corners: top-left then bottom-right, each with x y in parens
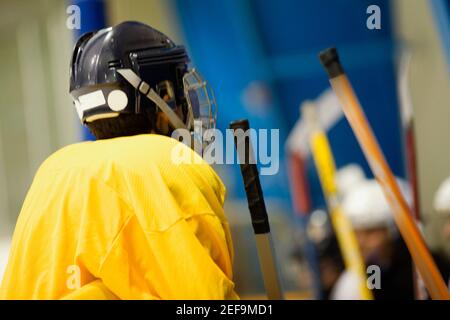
top-left (70, 21), bottom-right (216, 132)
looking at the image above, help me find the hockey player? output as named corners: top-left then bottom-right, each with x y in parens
top-left (0, 21), bottom-right (237, 300)
top-left (331, 178), bottom-right (415, 299)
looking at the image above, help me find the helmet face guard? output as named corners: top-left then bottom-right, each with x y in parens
top-left (183, 69), bottom-right (217, 132)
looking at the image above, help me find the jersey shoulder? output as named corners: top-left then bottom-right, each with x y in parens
top-left (37, 134), bottom-right (224, 201)
top-left (39, 134), bottom-right (193, 172)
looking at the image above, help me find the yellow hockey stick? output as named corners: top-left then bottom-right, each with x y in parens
top-left (303, 103), bottom-right (373, 300)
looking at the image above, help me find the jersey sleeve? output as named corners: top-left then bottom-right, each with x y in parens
top-left (97, 213), bottom-right (239, 300)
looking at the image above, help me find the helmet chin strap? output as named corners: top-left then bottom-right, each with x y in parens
top-left (116, 69), bottom-right (186, 130)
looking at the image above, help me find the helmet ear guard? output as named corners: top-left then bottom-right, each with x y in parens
top-left (115, 64), bottom-right (218, 134)
top-left (112, 66), bottom-right (218, 156)
top-left (116, 68), bottom-right (186, 129)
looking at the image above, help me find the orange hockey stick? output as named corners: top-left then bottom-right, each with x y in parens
top-left (319, 48), bottom-right (449, 300)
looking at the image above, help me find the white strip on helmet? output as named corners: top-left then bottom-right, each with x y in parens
top-left (116, 68), bottom-right (141, 88)
top-left (116, 69), bottom-right (186, 130)
top-left (147, 89), bottom-right (186, 129)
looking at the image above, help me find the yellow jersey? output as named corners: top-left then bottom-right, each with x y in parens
top-left (0, 134), bottom-right (237, 300)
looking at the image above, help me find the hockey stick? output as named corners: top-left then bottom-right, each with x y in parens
top-left (230, 119), bottom-right (284, 300)
top-left (397, 49), bottom-right (426, 299)
top-left (287, 151), bottom-right (323, 299)
top-left (319, 47), bottom-right (450, 300)
top-left (303, 103), bottom-right (373, 300)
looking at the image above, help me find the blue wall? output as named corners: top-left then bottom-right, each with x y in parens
top-left (175, 0), bottom-right (406, 209)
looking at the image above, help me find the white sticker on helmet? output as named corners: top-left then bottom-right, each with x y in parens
top-left (107, 90), bottom-right (128, 111)
top-left (77, 90), bottom-right (106, 115)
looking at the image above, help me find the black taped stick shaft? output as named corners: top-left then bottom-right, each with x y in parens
top-left (230, 119), bottom-right (284, 300)
top-left (230, 119), bottom-right (270, 234)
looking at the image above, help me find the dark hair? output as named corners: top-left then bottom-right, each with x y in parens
top-left (86, 108), bottom-right (157, 140)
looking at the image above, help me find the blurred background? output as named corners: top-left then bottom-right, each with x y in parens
top-left (0, 0), bottom-right (449, 299)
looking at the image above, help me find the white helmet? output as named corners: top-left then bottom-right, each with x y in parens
top-left (342, 178), bottom-right (412, 230)
top-left (433, 176), bottom-right (450, 215)
top-left (336, 163), bottom-right (366, 197)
